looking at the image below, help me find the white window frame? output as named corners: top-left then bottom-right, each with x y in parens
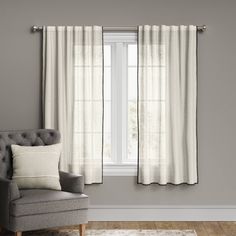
top-left (103, 32), bottom-right (138, 176)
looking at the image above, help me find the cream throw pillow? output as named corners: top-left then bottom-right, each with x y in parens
top-left (11, 143), bottom-right (62, 190)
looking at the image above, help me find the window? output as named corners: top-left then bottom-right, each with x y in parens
top-left (103, 32), bottom-right (138, 176)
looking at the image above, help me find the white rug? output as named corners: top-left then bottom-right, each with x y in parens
top-left (86, 230), bottom-right (197, 236)
top-left (16, 229), bottom-right (197, 236)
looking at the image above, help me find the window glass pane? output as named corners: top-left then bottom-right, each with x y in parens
top-left (128, 101), bottom-right (138, 161)
top-left (104, 101), bottom-right (111, 133)
top-left (103, 132), bottom-right (112, 162)
top-left (104, 45), bottom-right (111, 162)
top-left (103, 97), bottom-right (111, 161)
top-left (128, 43), bottom-right (138, 162)
top-left (104, 67), bottom-right (111, 100)
top-left (128, 67), bottom-right (137, 101)
top-left (103, 36), bottom-right (139, 166)
top-left (128, 44), bottom-right (137, 66)
top-left (104, 44), bottom-right (111, 66)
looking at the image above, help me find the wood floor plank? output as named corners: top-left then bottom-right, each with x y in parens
top-left (169, 221), bottom-right (189, 230)
top-left (154, 221), bottom-right (174, 230)
top-left (136, 222), bottom-right (156, 230)
top-left (203, 222), bottom-right (225, 236)
top-left (187, 222), bottom-right (209, 236)
top-left (220, 222), bottom-right (236, 236)
top-left (122, 222), bottom-right (140, 229)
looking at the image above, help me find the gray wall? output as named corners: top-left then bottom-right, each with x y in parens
top-left (0, 0), bottom-right (236, 205)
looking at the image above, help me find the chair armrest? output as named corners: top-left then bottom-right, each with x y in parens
top-left (0, 177), bottom-right (20, 227)
top-left (59, 171), bottom-right (84, 194)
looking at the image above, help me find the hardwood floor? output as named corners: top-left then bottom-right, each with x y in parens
top-left (1, 222), bottom-right (236, 236)
top-left (87, 221), bottom-right (236, 236)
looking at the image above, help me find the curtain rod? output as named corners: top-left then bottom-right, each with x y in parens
top-left (31, 25), bottom-right (207, 33)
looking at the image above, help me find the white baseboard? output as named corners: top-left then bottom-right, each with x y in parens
top-left (88, 205), bottom-right (236, 221)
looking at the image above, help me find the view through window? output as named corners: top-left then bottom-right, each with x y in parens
top-left (103, 33), bottom-right (138, 166)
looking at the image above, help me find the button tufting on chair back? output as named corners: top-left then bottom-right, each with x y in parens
top-left (0, 129), bottom-right (60, 179)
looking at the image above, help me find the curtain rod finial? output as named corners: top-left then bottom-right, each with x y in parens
top-left (31, 25), bottom-right (42, 33)
top-left (32, 26), bottom-right (37, 32)
top-left (198, 25), bottom-right (207, 32)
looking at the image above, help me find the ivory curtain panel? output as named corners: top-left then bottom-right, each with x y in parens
top-left (138, 25), bottom-right (198, 185)
top-left (42, 26), bottom-right (103, 184)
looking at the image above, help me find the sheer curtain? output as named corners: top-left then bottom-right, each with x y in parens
top-left (42, 26), bottom-right (103, 184)
top-left (138, 25), bottom-right (198, 185)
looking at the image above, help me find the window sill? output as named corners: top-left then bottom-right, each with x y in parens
top-left (103, 164), bottom-right (137, 176)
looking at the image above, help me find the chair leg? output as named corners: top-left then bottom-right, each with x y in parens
top-left (15, 232), bottom-right (22, 236)
top-left (79, 224), bottom-right (86, 236)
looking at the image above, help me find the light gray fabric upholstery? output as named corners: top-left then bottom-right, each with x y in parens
top-left (60, 171), bottom-right (84, 193)
top-left (11, 189), bottom-right (88, 217)
top-left (0, 129), bottom-right (88, 233)
top-left (9, 209), bottom-right (88, 232)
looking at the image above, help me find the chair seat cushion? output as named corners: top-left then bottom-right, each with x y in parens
top-left (10, 189), bottom-right (89, 217)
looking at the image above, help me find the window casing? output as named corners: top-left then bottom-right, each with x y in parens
top-left (103, 32), bottom-right (138, 176)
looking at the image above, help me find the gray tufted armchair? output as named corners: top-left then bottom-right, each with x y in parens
top-left (0, 129), bottom-right (88, 236)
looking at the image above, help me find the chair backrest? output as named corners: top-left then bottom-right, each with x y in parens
top-left (0, 129), bottom-right (60, 179)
